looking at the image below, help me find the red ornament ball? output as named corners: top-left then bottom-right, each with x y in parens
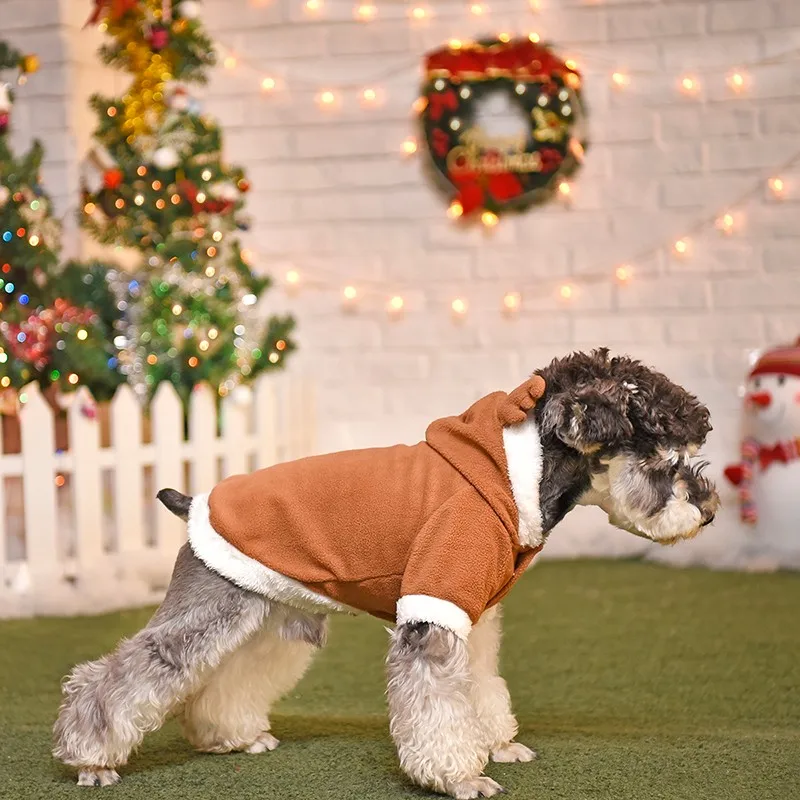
top-left (0, 112), bottom-right (10, 134)
top-left (237, 179), bottom-right (251, 193)
top-left (103, 169), bottom-right (124, 190)
top-left (148, 25), bottom-right (170, 52)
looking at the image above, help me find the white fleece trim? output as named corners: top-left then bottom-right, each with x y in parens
top-left (187, 493), bottom-right (352, 615)
top-left (502, 415), bottom-right (544, 548)
top-left (396, 594), bottom-right (473, 640)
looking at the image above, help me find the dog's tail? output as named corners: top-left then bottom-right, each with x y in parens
top-left (156, 488), bottom-right (193, 521)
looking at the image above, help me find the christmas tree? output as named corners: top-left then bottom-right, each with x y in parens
top-left (0, 41), bottom-right (123, 410)
top-left (81, 0), bottom-right (295, 404)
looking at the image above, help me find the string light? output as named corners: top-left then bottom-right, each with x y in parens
top-left (449, 38), bottom-right (463, 50)
top-left (498, 32), bottom-right (511, 43)
top-left (565, 59), bottom-right (578, 71)
top-left (343, 285), bottom-right (358, 301)
top-left (503, 292), bottom-right (521, 312)
top-left (360, 87), bottom-right (379, 106)
top-left (261, 76), bottom-right (276, 92)
top-left (559, 285), bottom-right (573, 300)
top-left (680, 75), bottom-right (699, 95)
top-left (558, 180), bottom-right (571, 198)
top-left (528, 32), bottom-right (540, 43)
top-left (410, 6), bottom-right (428, 20)
top-left (317, 90), bottom-right (337, 107)
top-left (451, 298), bottom-right (468, 315)
top-left (481, 210), bottom-right (499, 227)
top-left (269, 352), bottom-right (280, 364)
top-left (223, 55), bottom-right (238, 70)
top-left (447, 200), bottom-right (464, 219)
top-left (615, 265), bottom-right (632, 283)
top-left (355, 3), bottom-right (376, 21)
top-left (727, 70), bottom-right (746, 92)
top-left (768, 177), bottom-right (786, 198)
top-left (68, 373), bottom-right (79, 385)
top-left (286, 269), bottom-right (300, 285)
top-left (717, 212), bottom-right (735, 234)
top-left (388, 295), bottom-right (404, 313)
top-left (305, 0), bottom-right (322, 13)
top-left (470, 4), bottom-right (485, 15)
top-left (674, 238), bottom-right (689, 255)
top-left (611, 71), bottom-right (629, 88)
top-left (402, 137), bottom-right (418, 155)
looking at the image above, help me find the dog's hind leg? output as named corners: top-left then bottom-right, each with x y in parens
top-left (179, 605), bottom-right (326, 754)
top-left (468, 605), bottom-right (536, 764)
top-left (53, 544), bottom-right (269, 786)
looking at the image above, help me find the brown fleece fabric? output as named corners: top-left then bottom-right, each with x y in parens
top-left (207, 376), bottom-right (546, 624)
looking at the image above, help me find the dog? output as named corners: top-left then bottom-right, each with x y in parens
top-left (53, 350), bottom-right (719, 798)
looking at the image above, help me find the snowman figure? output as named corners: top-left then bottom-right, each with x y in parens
top-left (724, 337), bottom-right (800, 567)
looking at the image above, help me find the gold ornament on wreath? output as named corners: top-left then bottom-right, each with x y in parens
top-left (419, 37), bottom-right (588, 220)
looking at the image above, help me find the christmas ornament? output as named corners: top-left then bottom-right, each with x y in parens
top-left (178, 0), bottom-right (200, 19)
top-left (147, 24), bottom-right (170, 52)
top-left (152, 145), bottom-right (180, 170)
top-left (103, 168), bottom-right (124, 190)
top-left (419, 37), bottom-right (588, 219)
top-left (725, 338), bottom-right (800, 564)
top-left (19, 54), bottom-right (39, 74)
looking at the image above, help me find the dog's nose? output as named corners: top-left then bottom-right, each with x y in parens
top-left (748, 391), bottom-right (772, 408)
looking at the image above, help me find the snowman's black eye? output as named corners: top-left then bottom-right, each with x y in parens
top-left (778, 374), bottom-right (786, 386)
top-left (753, 378), bottom-right (761, 389)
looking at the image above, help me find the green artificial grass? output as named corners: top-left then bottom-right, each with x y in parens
top-left (1, 560), bottom-right (799, 800)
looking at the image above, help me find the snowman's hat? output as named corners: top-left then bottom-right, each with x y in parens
top-left (750, 337), bottom-right (800, 378)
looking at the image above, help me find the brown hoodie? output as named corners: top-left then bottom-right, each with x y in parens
top-left (190, 377), bottom-right (546, 639)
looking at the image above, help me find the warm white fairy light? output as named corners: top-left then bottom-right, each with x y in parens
top-left (727, 70), bottom-right (746, 92)
top-left (317, 90), bottom-right (337, 107)
top-left (451, 298), bottom-right (468, 315)
top-left (615, 265), bottom-right (632, 283)
top-left (565, 59), bottom-right (578, 71)
top-left (558, 180), bottom-right (571, 198)
top-left (717, 212), bottom-right (736, 234)
top-left (134, 194), bottom-right (144, 206)
top-left (361, 87), bottom-right (378, 106)
top-left (680, 75), bottom-right (699, 95)
top-left (611, 71), bottom-right (629, 88)
top-left (223, 55), bottom-right (237, 70)
top-left (261, 76), bottom-right (276, 92)
top-left (388, 295), bottom-right (404, 313)
top-left (449, 38), bottom-right (463, 50)
top-left (481, 210), bottom-right (499, 227)
top-left (674, 238), bottom-right (689, 255)
top-left (528, 32), bottom-right (540, 43)
top-left (402, 137), bottom-right (418, 155)
top-left (498, 32), bottom-right (511, 42)
top-left (447, 200), bottom-right (464, 219)
top-left (305, 0), bottom-right (322, 13)
top-left (286, 269), bottom-right (300, 285)
top-left (559, 284), bottom-right (573, 300)
top-left (768, 177), bottom-right (786, 198)
top-left (470, 3), bottom-right (485, 15)
top-left (343, 285), bottom-right (358, 301)
top-left (503, 292), bottom-right (521, 312)
top-left (410, 5), bottom-right (428, 20)
top-left (355, 3), bottom-right (376, 21)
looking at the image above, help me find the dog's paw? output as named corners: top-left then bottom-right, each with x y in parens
top-left (445, 776), bottom-right (505, 799)
top-left (491, 742), bottom-right (537, 763)
top-left (245, 731), bottom-right (280, 754)
top-left (77, 768), bottom-right (121, 787)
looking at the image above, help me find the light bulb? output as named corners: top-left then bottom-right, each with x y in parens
top-left (355, 3), bottom-right (376, 20)
top-left (305, 0), bottom-right (322, 13)
top-left (388, 295), bottom-right (404, 312)
top-left (343, 285), bottom-right (358, 301)
top-left (261, 76), bottom-right (276, 92)
top-left (615, 265), bottom-right (632, 283)
top-left (447, 201), bottom-right (464, 219)
top-left (611, 71), bottom-right (628, 88)
top-left (410, 6), bottom-right (427, 20)
top-left (412, 96), bottom-right (428, 114)
top-left (470, 4), bottom-right (484, 15)
top-left (361, 87), bottom-right (378, 105)
top-left (286, 270), bottom-right (300, 285)
top-left (224, 55), bottom-right (238, 70)
top-left (558, 181), bottom-right (571, 197)
top-left (449, 38), bottom-right (463, 50)
top-left (481, 210), bottom-right (499, 227)
top-left (402, 137), bottom-right (418, 155)
top-left (503, 292), bottom-right (521, 311)
top-left (680, 75), bottom-right (699, 94)
top-left (559, 285), bottom-right (573, 300)
top-left (768, 177), bottom-right (786, 197)
top-left (528, 32), bottom-right (540, 43)
top-left (565, 59), bottom-right (578, 71)
top-left (674, 238), bottom-right (689, 255)
top-left (498, 32), bottom-right (511, 42)
top-left (727, 71), bottom-right (746, 92)
top-left (451, 298), bottom-right (468, 315)
top-left (717, 212), bottom-right (735, 234)
top-left (318, 90), bottom-right (337, 108)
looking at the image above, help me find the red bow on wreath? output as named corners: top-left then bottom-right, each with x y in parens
top-left (449, 160), bottom-right (524, 215)
top-left (85, 0), bottom-right (139, 27)
top-left (428, 89), bottom-right (458, 121)
top-left (178, 180), bottom-right (236, 216)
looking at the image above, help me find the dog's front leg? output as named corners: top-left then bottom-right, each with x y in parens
top-left (387, 622), bottom-right (502, 799)
top-left (469, 606), bottom-right (536, 764)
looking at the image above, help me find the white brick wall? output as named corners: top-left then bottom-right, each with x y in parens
top-left (6, 0), bottom-right (800, 562)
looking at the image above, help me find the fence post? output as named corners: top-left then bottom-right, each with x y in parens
top-left (152, 383), bottom-right (184, 561)
top-left (69, 388), bottom-right (105, 577)
top-left (188, 384), bottom-right (216, 494)
top-left (253, 375), bottom-right (277, 470)
top-left (220, 390), bottom-right (248, 479)
top-left (18, 384), bottom-right (60, 599)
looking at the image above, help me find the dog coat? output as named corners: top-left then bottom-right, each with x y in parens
top-left (188, 376), bottom-right (546, 640)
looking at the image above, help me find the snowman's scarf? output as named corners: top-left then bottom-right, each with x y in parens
top-left (737, 438), bottom-right (759, 525)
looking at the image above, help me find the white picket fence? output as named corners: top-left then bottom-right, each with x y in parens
top-left (0, 374), bottom-right (315, 619)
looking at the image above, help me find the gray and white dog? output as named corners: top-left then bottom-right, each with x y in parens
top-left (53, 350), bottom-right (719, 798)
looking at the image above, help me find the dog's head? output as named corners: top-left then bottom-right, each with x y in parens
top-left (534, 350), bottom-right (719, 545)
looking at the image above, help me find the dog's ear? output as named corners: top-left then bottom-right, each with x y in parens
top-left (539, 380), bottom-right (634, 453)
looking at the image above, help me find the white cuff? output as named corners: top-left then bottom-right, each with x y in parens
top-left (396, 595), bottom-right (472, 641)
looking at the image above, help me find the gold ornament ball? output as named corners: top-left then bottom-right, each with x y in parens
top-left (172, 19), bottom-right (188, 34)
top-left (20, 54), bottom-right (39, 74)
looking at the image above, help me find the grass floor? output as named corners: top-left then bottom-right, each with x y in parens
top-left (1, 560), bottom-right (799, 800)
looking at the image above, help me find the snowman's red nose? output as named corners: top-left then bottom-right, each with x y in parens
top-left (748, 391), bottom-right (772, 408)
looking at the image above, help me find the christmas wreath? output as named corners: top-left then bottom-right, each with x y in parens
top-left (419, 37), bottom-right (588, 219)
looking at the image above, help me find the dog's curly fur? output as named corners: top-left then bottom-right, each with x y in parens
top-left (53, 350), bottom-right (719, 797)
